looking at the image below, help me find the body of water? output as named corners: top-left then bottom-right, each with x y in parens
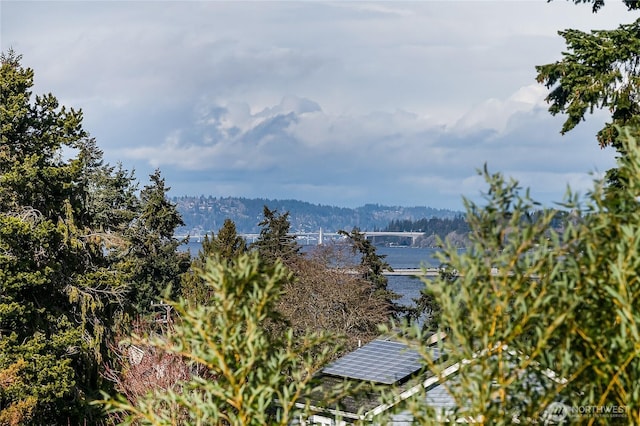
top-left (183, 241), bottom-right (445, 309)
top-left (377, 246), bottom-right (442, 307)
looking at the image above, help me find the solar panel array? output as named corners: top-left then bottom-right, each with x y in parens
top-left (323, 339), bottom-right (437, 384)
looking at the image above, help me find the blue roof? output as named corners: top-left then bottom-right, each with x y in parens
top-left (322, 339), bottom-right (437, 384)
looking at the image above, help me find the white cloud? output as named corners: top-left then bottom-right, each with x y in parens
top-left (117, 85), bottom-right (617, 209)
top-left (2, 1), bottom-right (633, 209)
top-left (453, 84), bottom-right (548, 134)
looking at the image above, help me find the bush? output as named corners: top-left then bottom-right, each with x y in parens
top-left (396, 126), bottom-right (640, 424)
top-left (100, 252), bottom-right (340, 425)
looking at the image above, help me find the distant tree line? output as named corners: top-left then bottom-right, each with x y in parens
top-left (173, 195), bottom-right (460, 234)
top-left (384, 210), bottom-right (575, 248)
top-left (385, 215), bottom-right (469, 237)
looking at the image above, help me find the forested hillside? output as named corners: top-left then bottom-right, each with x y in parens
top-left (172, 196), bottom-right (461, 235)
top-left (385, 215), bottom-right (470, 247)
top-left (384, 211), bottom-right (572, 248)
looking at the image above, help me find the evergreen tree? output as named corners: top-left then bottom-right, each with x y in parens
top-left (337, 228), bottom-right (402, 316)
top-left (212, 218), bottom-right (247, 261)
top-left (250, 206), bottom-right (300, 265)
top-left (181, 219), bottom-right (246, 305)
top-left (76, 138), bottom-right (139, 234)
top-left (536, 4), bottom-right (640, 187)
top-left (338, 228), bottom-right (392, 290)
top-left (0, 50), bottom-right (132, 424)
top-left (122, 170), bottom-right (190, 316)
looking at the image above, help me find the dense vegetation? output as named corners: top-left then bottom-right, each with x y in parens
top-left (394, 1), bottom-right (640, 423)
top-left (384, 211), bottom-right (575, 248)
top-left (104, 253), bottom-right (341, 425)
top-left (395, 126), bottom-right (640, 424)
top-left (384, 215), bottom-right (470, 247)
top-left (1, 0), bottom-right (639, 424)
top-left (0, 49), bottom-right (191, 425)
top-left (101, 211), bottom-right (397, 424)
top-left (0, 50), bottom-right (397, 424)
top-left (385, 215), bottom-right (468, 235)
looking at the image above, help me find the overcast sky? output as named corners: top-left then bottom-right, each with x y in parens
top-left (2, 1), bottom-right (638, 210)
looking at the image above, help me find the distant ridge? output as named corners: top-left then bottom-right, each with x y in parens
top-left (172, 196), bottom-right (462, 235)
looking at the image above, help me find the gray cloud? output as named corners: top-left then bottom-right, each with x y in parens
top-left (117, 91), bottom-right (616, 209)
top-left (2, 1), bottom-right (634, 209)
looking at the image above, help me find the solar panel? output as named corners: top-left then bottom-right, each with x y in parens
top-left (323, 339), bottom-right (436, 384)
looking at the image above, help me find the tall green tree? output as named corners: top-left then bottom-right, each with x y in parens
top-left (76, 138), bottom-right (139, 234)
top-left (337, 228), bottom-right (402, 316)
top-left (337, 228), bottom-right (392, 290)
top-left (211, 218), bottom-right (247, 261)
top-left (122, 170), bottom-right (190, 316)
top-left (536, 3), bottom-right (640, 186)
top-left (181, 218), bottom-right (246, 305)
top-left (250, 206), bottom-right (301, 265)
top-left (0, 50), bottom-right (132, 424)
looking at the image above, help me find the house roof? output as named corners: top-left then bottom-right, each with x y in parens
top-left (299, 337), bottom-right (569, 423)
top-left (425, 381), bottom-right (457, 412)
top-left (299, 332), bottom-right (451, 421)
top-left (322, 338), bottom-right (430, 385)
top-left (303, 366), bottom-right (435, 420)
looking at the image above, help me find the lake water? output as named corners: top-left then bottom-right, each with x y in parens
top-left (182, 242), bottom-right (445, 308)
top-left (377, 246), bottom-right (442, 307)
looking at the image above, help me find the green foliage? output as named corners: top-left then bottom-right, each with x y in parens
top-left (386, 215), bottom-right (469, 237)
top-left (395, 126), bottom-right (640, 424)
top-left (122, 170), bottom-right (190, 315)
top-left (337, 228), bottom-right (393, 290)
top-left (337, 228), bottom-right (404, 318)
top-left (101, 252), bottom-right (339, 425)
top-left (1, 50), bottom-right (132, 424)
top-left (536, 18), bottom-right (640, 149)
top-left (76, 138), bottom-right (139, 233)
top-left (181, 218), bottom-right (247, 305)
top-left (0, 51), bottom-right (85, 218)
top-left (180, 234), bottom-right (215, 306)
top-left (568, 0), bottom-right (640, 13)
top-left (211, 218), bottom-right (247, 261)
top-left (536, 10), bottom-right (640, 186)
top-left (250, 206), bottom-right (301, 265)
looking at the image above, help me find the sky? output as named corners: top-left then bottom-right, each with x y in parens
top-left (2, 1), bottom-right (638, 210)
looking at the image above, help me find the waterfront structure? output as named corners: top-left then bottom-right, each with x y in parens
top-left (177, 230), bottom-right (425, 245)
